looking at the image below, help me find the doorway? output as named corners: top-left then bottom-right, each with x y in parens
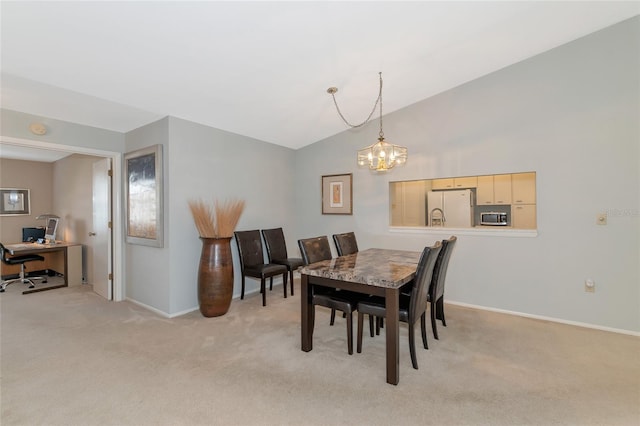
top-left (0, 136), bottom-right (124, 301)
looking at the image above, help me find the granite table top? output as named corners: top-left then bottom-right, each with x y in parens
top-left (298, 248), bottom-right (421, 289)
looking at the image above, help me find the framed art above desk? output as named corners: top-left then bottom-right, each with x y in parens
top-left (0, 188), bottom-right (30, 216)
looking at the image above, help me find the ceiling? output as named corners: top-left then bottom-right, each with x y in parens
top-left (1, 1), bottom-right (639, 162)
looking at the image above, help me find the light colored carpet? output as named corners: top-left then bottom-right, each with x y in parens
top-left (1, 280), bottom-right (638, 426)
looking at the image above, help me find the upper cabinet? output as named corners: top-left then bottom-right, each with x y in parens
top-left (493, 174), bottom-right (512, 205)
top-left (454, 176), bottom-right (477, 189)
top-left (511, 172), bottom-right (536, 204)
top-left (432, 176), bottom-right (477, 190)
top-left (477, 174), bottom-right (511, 205)
top-left (431, 178), bottom-right (454, 190)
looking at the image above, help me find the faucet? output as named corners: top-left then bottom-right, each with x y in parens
top-left (430, 208), bottom-right (446, 227)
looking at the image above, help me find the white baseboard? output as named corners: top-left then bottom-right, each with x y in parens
top-left (126, 284), bottom-right (277, 318)
top-left (446, 300), bottom-right (640, 337)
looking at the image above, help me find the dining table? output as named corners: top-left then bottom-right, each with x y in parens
top-left (299, 247), bottom-right (421, 385)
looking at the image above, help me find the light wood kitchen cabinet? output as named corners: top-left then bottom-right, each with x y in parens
top-left (454, 176), bottom-right (477, 188)
top-left (476, 175), bottom-right (494, 205)
top-left (390, 180), bottom-right (427, 226)
top-left (433, 176), bottom-right (477, 190)
top-left (493, 174), bottom-right (512, 204)
top-left (511, 172), bottom-right (536, 204)
top-left (431, 178), bottom-right (454, 190)
top-left (512, 204), bottom-right (537, 229)
top-left (477, 174), bottom-right (512, 205)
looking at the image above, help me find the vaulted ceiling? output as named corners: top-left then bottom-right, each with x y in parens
top-left (2, 1), bottom-right (638, 153)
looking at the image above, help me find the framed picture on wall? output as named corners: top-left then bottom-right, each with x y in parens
top-left (0, 188), bottom-right (30, 216)
top-left (322, 173), bottom-right (352, 215)
top-left (124, 144), bottom-right (164, 247)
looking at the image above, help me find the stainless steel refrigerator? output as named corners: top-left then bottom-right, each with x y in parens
top-left (427, 189), bottom-right (474, 227)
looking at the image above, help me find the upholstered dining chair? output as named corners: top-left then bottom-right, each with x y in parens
top-left (0, 242), bottom-right (47, 292)
top-left (261, 228), bottom-right (303, 297)
top-left (234, 230), bottom-right (288, 307)
top-left (332, 232), bottom-right (359, 256)
top-left (428, 236), bottom-right (457, 339)
top-left (298, 236), bottom-right (371, 355)
top-left (356, 241), bottom-right (442, 369)
top-left (399, 235), bottom-right (457, 340)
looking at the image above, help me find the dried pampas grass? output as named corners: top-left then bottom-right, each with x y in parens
top-left (188, 198), bottom-right (245, 238)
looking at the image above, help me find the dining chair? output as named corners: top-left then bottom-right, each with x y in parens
top-left (332, 231), bottom-right (381, 329)
top-left (298, 236), bottom-right (372, 355)
top-left (0, 242), bottom-right (47, 292)
top-left (261, 228), bottom-right (303, 296)
top-left (428, 235), bottom-right (457, 339)
top-left (332, 232), bottom-right (359, 256)
top-left (356, 241), bottom-right (442, 369)
top-left (234, 230), bottom-right (288, 307)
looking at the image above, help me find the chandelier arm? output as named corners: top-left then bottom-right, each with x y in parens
top-left (328, 72), bottom-right (383, 129)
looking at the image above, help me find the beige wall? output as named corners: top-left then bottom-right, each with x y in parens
top-left (0, 158), bottom-right (53, 244)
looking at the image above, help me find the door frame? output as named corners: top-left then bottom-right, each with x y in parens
top-left (0, 136), bottom-right (124, 301)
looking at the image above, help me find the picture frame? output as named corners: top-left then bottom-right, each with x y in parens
top-left (0, 188), bottom-right (30, 216)
top-left (124, 144), bottom-right (164, 247)
top-left (322, 173), bottom-right (353, 215)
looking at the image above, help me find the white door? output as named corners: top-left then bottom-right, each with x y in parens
top-left (91, 158), bottom-right (112, 299)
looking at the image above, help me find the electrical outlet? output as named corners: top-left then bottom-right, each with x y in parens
top-left (596, 213), bottom-right (607, 225)
top-left (585, 279), bottom-right (595, 293)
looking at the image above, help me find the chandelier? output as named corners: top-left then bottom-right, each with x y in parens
top-left (327, 72), bottom-right (407, 172)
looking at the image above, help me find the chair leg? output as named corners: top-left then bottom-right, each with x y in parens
top-left (241, 276), bottom-right (246, 299)
top-left (346, 311), bottom-right (353, 355)
top-left (282, 273), bottom-right (288, 298)
top-left (408, 322), bottom-right (418, 370)
top-left (376, 317), bottom-right (381, 335)
top-left (437, 297), bottom-right (446, 326)
top-left (421, 313), bottom-right (429, 349)
top-left (431, 301), bottom-right (439, 340)
top-left (261, 279), bottom-right (267, 306)
top-left (0, 277), bottom-right (22, 292)
top-left (269, 277), bottom-right (273, 291)
top-left (369, 315), bottom-right (374, 337)
top-left (330, 309), bottom-right (336, 326)
top-left (357, 312), bottom-right (364, 353)
top-left (289, 270), bottom-right (295, 296)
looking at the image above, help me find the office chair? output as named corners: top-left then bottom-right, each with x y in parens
top-left (0, 243), bottom-right (48, 292)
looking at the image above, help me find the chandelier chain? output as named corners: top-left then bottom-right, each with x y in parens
top-left (329, 72), bottom-right (383, 129)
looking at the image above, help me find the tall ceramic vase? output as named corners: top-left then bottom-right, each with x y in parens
top-left (198, 237), bottom-right (234, 317)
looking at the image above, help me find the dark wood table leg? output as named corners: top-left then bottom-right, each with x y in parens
top-left (385, 287), bottom-right (400, 385)
top-left (301, 274), bottom-right (313, 352)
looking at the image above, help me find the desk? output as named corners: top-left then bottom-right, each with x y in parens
top-left (2, 242), bottom-right (82, 292)
top-left (299, 248), bottom-right (421, 385)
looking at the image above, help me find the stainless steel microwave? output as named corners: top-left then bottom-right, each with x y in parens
top-left (480, 212), bottom-right (508, 226)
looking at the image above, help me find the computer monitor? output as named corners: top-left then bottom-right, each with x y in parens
top-left (22, 227), bottom-right (45, 242)
top-left (44, 218), bottom-right (59, 242)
